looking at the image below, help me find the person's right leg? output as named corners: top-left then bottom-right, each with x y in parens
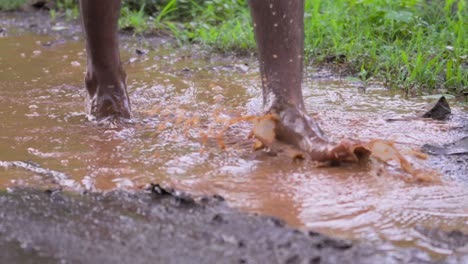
top-left (79, 0), bottom-right (131, 121)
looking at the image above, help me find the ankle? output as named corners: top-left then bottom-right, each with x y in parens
top-left (84, 67), bottom-right (131, 120)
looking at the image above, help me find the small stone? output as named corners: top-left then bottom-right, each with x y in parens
top-left (211, 86), bottom-right (224, 93)
top-left (70, 61), bottom-right (81, 67)
top-left (213, 94), bottom-right (224, 103)
top-left (236, 64), bottom-right (249, 72)
top-left (420, 96), bottom-right (451, 120)
top-left (135, 49), bottom-right (147, 55)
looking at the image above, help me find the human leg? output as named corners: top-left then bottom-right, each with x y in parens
top-left (79, 0), bottom-right (131, 121)
top-left (249, 0), bottom-right (364, 161)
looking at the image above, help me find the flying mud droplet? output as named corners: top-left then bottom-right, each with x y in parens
top-left (252, 113), bottom-right (440, 183)
top-left (252, 114), bottom-right (276, 145)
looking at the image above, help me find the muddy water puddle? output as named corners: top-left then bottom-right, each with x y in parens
top-left (1, 33), bottom-right (467, 259)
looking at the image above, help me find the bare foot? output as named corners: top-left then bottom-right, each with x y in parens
top-left (84, 71), bottom-right (131, 123)
top-left (253, 106), bottom-right (370, 162)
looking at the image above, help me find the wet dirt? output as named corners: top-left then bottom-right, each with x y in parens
top-left (1, 11), bottom-right (468, 263)
top-left (422, 137), bottom-right (468, 156)
top-left (3, 187), bottom-right (461, 264)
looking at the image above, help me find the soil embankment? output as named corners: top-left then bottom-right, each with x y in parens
top-left (1, 187), bottom-right (465, 264)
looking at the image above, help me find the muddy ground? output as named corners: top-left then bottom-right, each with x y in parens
top-left (1, 10), bottom-right (468, 264)
top-left (0, 187), bottom-right (466, 264)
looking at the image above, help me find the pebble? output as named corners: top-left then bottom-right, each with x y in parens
top-left (212, 86), bottom-right (224, 93)
top-left (71, 61), bottom-right (81, 67)
top-left (213, 94), bottom-right (225, 103)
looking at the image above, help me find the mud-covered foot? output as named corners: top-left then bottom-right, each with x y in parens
top-left (253, 106), bottom-right (370, 162)
top-left (85, 91), bottom-right (131, 122)
top-left (84, 71), bottom-right (131, 123)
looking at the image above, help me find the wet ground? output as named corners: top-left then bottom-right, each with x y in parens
top-left (1, 11), bottom-right (468, 263)
top-left (2, 187), bottom-right (467, 264)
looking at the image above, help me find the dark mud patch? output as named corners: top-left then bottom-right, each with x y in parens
top-left (0, 10), bottom-right (82, 38)
top-left (422, 112), bottom-right (468, 182)
top-left (1, 187), bottom-right (466, 264)
top-left (422, 137), bottom-right (468, 156)
top-left (415, 226), bottom-right (468, 255)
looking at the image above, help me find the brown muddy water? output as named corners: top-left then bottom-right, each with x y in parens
top-left (1, 33), bottom-right (467, 259)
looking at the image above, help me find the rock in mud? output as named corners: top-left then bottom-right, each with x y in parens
top-left (386, 96), bottom-right (452, 122)
top-left (420, 96), bottom-right (451, 120)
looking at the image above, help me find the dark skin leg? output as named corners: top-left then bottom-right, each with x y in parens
top-left (79, 0), bottom-right (131, 121)
top-left (249, 0), bottom-right (365, 161)
top-left (77, 0), bottom-right (366, 161)
top-left (249, 0), bottom-right (305, 111)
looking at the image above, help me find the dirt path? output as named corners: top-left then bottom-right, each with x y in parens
top-left (0, 187), bottom-right (465, 264)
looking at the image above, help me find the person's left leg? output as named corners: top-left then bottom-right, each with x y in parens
top-left (79, 0), bottom-right (131, 121)
top-left (249, 0), bottom-right (365, 161)
top-left (248, 0), bottom-right (306, 111)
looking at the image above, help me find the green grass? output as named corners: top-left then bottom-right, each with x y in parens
top-left (1, 0), bottom-right (466, 94)
top-left (55, 0), bottom-right (79, 20)
top-left (0, 0), bottom-right (27, 10)
top-left (119, 3), bottom-right (149, 33)
top-left (175, 0), bottom-right (467, 94)
top-left (301, 0), bottom-right (467, 94)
